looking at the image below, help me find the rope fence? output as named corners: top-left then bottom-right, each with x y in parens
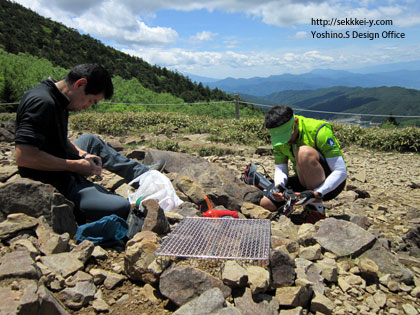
top-left (243, 101), bottom-right (420, 118)
top-left (2, 98), bottom-right (420, 120)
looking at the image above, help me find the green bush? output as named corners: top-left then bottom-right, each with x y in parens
top-left (69, 112), bottom-right (420, 153)
top-left (332, 123), bottom-right (420, 152)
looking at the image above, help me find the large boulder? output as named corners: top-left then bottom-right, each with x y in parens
top-left (0, 213), bottom-right (38, 240)
top-left (270, 249), bottom-right (296, 288)
top-left (402, 226), bottom-right (420, 257)
top-left (0, 177), bottom-right (77, 237)
top-left (314, 218), bottom-right (376, 258)
top-left (0, 119), bottom-right (15, 142)
top-left (159, 264), bottom-right (231, 306)
top-left (124, 231), bottom-right (161, 283)
top-left (359, 240), bottom-right (414, 284)
top-left (145, 150), bottom-right (262, 206)
top-left (142, 199), bottom-right (170, 234)
top-left (173, 288), bottom-right (227, 315)
top-left (0, 280), bottom-right (69, 315)
top-left (0, 250), bottom-right (41, 280)
top-left (58, 280), bottom-right (96, 310)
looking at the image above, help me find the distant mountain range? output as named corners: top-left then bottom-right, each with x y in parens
top-left (181, 62), bottom-right (420, 125)
top-left (243, 86), bottom-right (420, 124)
top-left (200, 67), bottom-right (420, 97)
top-left (181, 72), bottom-right (222, 84)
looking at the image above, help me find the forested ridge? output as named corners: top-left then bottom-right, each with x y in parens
top-left (0, 0), bottom-right (231, 103)
top-left (0, 48), bottom-right (263, 118)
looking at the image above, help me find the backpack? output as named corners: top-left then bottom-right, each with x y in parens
top-left (126, 205), bottom-right (145, 239)
top-left (126, 197), bottom-right (146, 240)
top-left (241, 162), bottom-right (275, 192)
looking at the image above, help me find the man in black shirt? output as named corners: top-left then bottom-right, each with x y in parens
top-left (15, 64), bottom-right (164, 223)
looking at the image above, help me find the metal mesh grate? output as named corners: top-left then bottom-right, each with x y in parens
top-left (155, 217), bottom-right (271, 260)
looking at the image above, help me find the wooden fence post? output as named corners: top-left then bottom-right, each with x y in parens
top-left (234, 94), bottom-right (240, 120)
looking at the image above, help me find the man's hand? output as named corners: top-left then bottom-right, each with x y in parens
top-left (73, 158), bottom-right (102, 177)
top-left (295, 190), bottom-right (322, 205)
top-left (15, 144), bottom-right (103, 177)
top-left (271, 184), bottom-right (286, 202)
top-left (83, 154), bottom-right (102, 168)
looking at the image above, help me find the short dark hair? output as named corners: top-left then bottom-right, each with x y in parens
top-left (66, 64), bottom-right (113, 99)
top-left (265, 105), bottom-right (294, 129)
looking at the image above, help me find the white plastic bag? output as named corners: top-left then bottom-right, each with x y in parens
top-left (127, 170), bottom-right (183, 212)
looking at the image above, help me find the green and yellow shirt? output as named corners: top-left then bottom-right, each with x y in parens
top-left (273, 115), bottom-right (343, 172)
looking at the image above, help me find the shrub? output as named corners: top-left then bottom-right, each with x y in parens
top-left (66, 112), bottom-right (420, 153)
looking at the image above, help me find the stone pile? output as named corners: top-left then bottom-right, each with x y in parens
top-left (0, 124), bottom-right (420, 314)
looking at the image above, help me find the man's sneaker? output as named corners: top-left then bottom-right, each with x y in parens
top-left (291, 204), bottom-right (325, 225)
top-left (148, 159), bottom-right (166, 172)
top-left (303, 204), bottom-right (326, 224)
top-left (307, 201), bottom-right (324, 214)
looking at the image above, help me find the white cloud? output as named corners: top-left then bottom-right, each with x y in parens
top-left (11, 0), bottom-right (420, 78)
top-left (77, 17), bottom-right (178, 46)
top-left (123, 46), bottom-right (334, 75)
top-left (14, 0), bottom-right (420, 48)
top-left (245, 1), bottom-right (420, 28)
top-left (46, 0), bottom-right (103, 15)
top-left (190, 31), bottom-right (218, 41)
top-left (121, 41), bottom-right (420, 78)
top-left (15, 0), bottom-right (179, 47)
top-left (18, 0), bottom-right (420, 28)
top-left (295, 31), bottom-right (308, 39)
top-left (123, 47), bottom-right (223, 67)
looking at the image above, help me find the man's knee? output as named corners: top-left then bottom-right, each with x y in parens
top-left (76, 133), bottom-right (99, 144)
top-left (75, 133), bottom-right (104, 152)
top-left (114, 199), bottom-right (130, 220)
top-left (295, 145), bottom-right (319, 164)
top-left (260, 196), bottom-right (277, 212)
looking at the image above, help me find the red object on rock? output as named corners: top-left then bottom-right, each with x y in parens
top-left (201, 195), bottom-right (239, 218)
top-left (202, 209), bottom-right (239, 218)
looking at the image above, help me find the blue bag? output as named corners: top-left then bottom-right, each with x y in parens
top-left (76, 214), bottom-right (128, 246)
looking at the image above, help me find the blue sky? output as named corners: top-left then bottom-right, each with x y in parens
top-left (13, 0), bottom-right (420, 79)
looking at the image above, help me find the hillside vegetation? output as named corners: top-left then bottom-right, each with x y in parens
top-left (1, 107), bottom-right (419, 153)
top-left (0, 48), bottom-right (264, 118)
top-left (0, 0), bottom-right (230, 103)
top-left (70, 112), bottom-right (419, 153)
top-left (0, 49), bottom-right (177, 108)
top-left (27, 112), bottom-right (420, 153)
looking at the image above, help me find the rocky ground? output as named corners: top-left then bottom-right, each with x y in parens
top-left (1, 122), bottom-right (420, 315)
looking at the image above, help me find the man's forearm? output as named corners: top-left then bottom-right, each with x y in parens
top-left (16, 144), bottom-right (79, 172)
top-left (315, 156), bottom-right (347, 195)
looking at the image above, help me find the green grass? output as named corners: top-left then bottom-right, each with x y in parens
top-left (3, 111), bottom-right (420, 153)
top-left (68, 111), bottom-right (420, 153)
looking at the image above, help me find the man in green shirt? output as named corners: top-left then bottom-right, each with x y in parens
top-left (260, 105), bottom-right (347, 223)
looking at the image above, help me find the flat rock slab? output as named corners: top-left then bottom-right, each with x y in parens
top-left (40, 252), bottom-right (84, 278)
top-left (0, 213), bottom-right (38, 240)
top-left (0, 250), bottom-right (41, 280)
top-left (360, 241), bottom-right (414, 284)
top-left (173, 288), bottom-right (226, 315)
top-left (159, 265), bottom-right (231, 306)
top-left (314, 218), bottom-right (376, 258)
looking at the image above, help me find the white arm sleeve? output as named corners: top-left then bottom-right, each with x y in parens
top-left (274, 163), bottom-right (288, 187)
top-left (315, 156), bottom-right (347, 196)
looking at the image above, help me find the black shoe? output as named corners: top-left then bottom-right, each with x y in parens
top-left (291, 204), bottom-right (325, 225)
top-left (148, 159), bottom-right (166, 172)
